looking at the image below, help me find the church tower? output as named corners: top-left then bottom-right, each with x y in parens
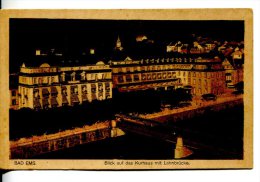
top-left (115, 36), bottom-right (123, 51)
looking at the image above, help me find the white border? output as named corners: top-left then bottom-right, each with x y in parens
top-left (1, 0), bottom-right (260, 9)
top-left (1, 0), bottom-right (260, 182)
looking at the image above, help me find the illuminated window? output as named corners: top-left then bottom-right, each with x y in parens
top-left (152, 73), bottom-right (156, 80)
top-left (142, 74), bottom-right (146, 80)
top-left (118, 68), bottom-right (123, 73)
top-left (108, 73), bottom-right (112, 79)
top-left (188, 78), bottom-right (191, 84)
top-left (81, 71), bottom-right (86, 80)
top-left (61, 72), bottom-right (65, 82)
top-left (91, 74), bottom-right (96, 80)
top-left (71, 72), bottom-right (76, 81)
top-left (167, 72), bottom-right (172, 78)
top-left (113, 68), bottom-right (118, 73)
top-left (147, 74), bottom-right (151, 80)
top-left (38, 78), bottom-right (43, 84)
top-left (162, 73), bottom-right (167, 79)
top-left (33, 89), bottom-right (40, 98)
top-left (98, 83), bottom-right (103, 92)
top-left (157, 73), bottom-right (162, 79)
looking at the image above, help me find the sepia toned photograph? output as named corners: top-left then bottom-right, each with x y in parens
top-left (0, 9), bottom-right (253, 169)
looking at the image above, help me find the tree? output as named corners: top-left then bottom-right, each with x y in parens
top-left (176, 88), bottom-right (193, 102)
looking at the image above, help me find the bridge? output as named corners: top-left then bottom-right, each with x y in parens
top-left (115, 113), bottom-right (242, 159)
top-left (115, 113), bottom-right (193, 158)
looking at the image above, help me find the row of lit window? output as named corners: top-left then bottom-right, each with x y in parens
top-left (115, 72), bottom-right (176, 83)
top-left (20, 67), bottom-right (57, 74)
top-left (112, 68), bottom-right (225, 79)
top-left (192, 88), bottom-right (209, 95)
top-left (183, 71), bottom-right (225, 78)
top-left (18, 76), bottom-right (58, 85)
top-left (112, 64), bottom-right (184, 73)
top-left (33, 94), bottom-right (111, 108)
top-left (192, 87), bottom-right (227, 95)
top-left (32, 76), bottom-right (57, 85)
top-left (60, 72), bottom-right (111, 82)
top-left (32, 83), bottom-right (110, 98)
top-left (189, 78), bottom-right (209, 86)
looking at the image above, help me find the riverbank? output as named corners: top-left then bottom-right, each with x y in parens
top-left (139, 94), bottom-right (243, 121)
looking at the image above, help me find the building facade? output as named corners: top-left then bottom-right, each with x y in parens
top-left (179, 57), bottom-right (226, 96)
top-left (110, 56), bottom-right (226, 96)
top-left (18, 61), bottom-right (112, 110)
top-left (222, 58), bottom-right (244, 88)
top-left (109, 58), bottom-right (183, 92)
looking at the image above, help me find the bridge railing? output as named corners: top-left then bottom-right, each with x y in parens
top-left (10, 121), bottom-right (111, 159)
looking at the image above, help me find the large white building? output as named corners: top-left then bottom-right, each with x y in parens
top-left (18, 61), bottom-right (112, 110)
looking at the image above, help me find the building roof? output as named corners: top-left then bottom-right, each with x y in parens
top-left (19, 54), bottom-right (103, 68)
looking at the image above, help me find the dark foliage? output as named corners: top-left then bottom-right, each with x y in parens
top-left (10, 88), bottom-right (193, 140)
top-left (9, 99), bottom-right (115, 140)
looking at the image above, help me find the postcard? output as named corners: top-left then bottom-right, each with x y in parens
top-left (0, 9), bottom-right (253, 169)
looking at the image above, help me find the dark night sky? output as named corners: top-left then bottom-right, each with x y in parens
top-left (9, 19), bottom-right (244, 73)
